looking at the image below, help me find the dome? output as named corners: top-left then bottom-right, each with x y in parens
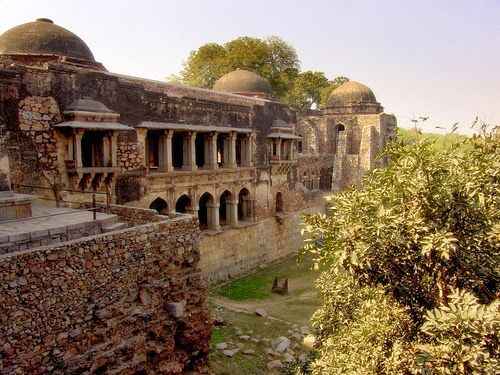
top-left (65, 98), bottom-right (114, 114)
top-left (327, 80), bottom-right (378, 108)
top-left (213, 69), bottom-right (272, 97)
top-left (0, 18), bottom-right (95, 62)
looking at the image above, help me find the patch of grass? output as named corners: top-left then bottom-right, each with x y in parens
top-left (216, 256), bottom-right (315, 301)
top-left (210, 326), bottom-right (227, 345)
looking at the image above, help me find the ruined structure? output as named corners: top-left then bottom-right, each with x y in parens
top-left (0, 18), bottom-right (396, 373)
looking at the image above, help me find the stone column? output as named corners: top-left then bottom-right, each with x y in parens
top-left (276, 138), bottom-right (282, 161)
top-left (248, 134), bottom-right (255, 167)
top-left (188, 131), bottom-right (197, 171)
top-left (136, 128), bottom-right (148, 168)
top-left (228, 199), bottom-right (239, 227)
top-left (207, 203), bottom-right (220, 230)
top-left (210, 132), bottom-right (218, 169)
top-left (228, 132), bottom-right (237, 168)
top-left (111, 133), bottom-right (118, 167)
top-left (102, 134), bottom-right (110, 167)
top-left (75, 130), bottom-right (83, 168)
top-left (182, 134), bottom-right (189, 169)
top-left (164, 130), bottom-right (173, 172)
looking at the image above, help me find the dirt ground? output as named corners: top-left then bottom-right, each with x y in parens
top-left (208, 256), bottom-right (321, 374)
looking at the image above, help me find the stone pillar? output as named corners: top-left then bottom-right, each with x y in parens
top-left (210, 132), bottom-right (218, 169)
top-left (75, 130), bottom-right (83, 168)
top-left (228, 199), bottom-right (238, 227)
top-left (103, 135), bottom-right (110, 167)
top-left (165, 130), bottom-right (173, 172)
top-left (188, 131), bottom-right (197, 171)
top-left (207, 203), bottom-right (220, 230)
top-left (248, 134), bottom-right (255, 167)
top-left (136, 128), bottom-right (148, 168)
top-left (111, 133), bottom-right (118, 167)
top-left (222, 135), bottom-right (230, 168)
top-left (228, 132), bottom-right (237, 168)
top-left (276, 138), bottom-right (282, 161)
top-left (182, 134), bottom-right (189, 169)
top-left (203, 134), bottom-right (210, 169)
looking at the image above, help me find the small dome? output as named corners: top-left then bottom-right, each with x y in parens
top-left (213, 69), bottom-right (272, 97)
top-left (327, 80), bottom-right (378, 108)
top-left (0, 18), bottom-right (95, 62)
top-left (65, 98), bottom-right (114, 113)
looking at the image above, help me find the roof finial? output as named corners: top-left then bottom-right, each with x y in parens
top-left (36, 18), bottom-right (54, 24)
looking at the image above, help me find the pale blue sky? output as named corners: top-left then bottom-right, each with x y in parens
top-left (1, 0), bottom-right (499, 134)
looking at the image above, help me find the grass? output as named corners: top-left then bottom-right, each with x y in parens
top-left (209, 255), bottom-right (322, 374)
top-left (216, 256), bottom-right (316, 301)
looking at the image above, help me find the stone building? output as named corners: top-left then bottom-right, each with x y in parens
top-left (296, 80), bottom-right (397, 192)
top-left (0, 17), bottom-right (398, 374)
top-left (0, 18), bottom-right (395, 232)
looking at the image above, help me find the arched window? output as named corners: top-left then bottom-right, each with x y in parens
top-left (238, 188), bottom-right (251, 221)
top-left (149, 197), bottom-right (168, 215)
top-left (175, 194), bottom-right (191, 213)
top-left (219, 190), bottom-right (232, 226)
top-left (276, 192), bottom-right (284, 213)
top-left (198, 192), bottom-right (214, 229)
top-left (335, 124), bottom-right (346, 153)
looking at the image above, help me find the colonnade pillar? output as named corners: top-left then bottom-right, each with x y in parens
top-left (74, 130), bottom-right (83, 168)
top-left (207, 203), bottom-right (220, 231)
top-left (164, 130), bottom-right (173, 171)
top-left (227, 199), bottom-right (239, 227)
top-left (228, 132), bottom-right (237, 168)
top-left (275, 138), bottom-right (282, 161)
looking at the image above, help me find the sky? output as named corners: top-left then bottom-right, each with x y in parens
top-left (1, 0), bottom-right (499, 134)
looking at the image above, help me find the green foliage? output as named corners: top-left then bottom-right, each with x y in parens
top-left (398, 128), bottom-right (468, 151)
top-left (177, 36), bottom-right (299, 98)
top-left (309, 271), bottom-right (413, 375)
top-left (412, 289), bottom-right (499, 374)
top-left (285, 71), bottom-right (329, 112)
top-left (216, 275), bottom-right (271, 300)
top-left (319, 76), bottom-right (349, 108)
top-left (301, 130), bottom-right (500, 374)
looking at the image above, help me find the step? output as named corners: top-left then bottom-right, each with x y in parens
top-left (101, 222), bottom-right (128, 233)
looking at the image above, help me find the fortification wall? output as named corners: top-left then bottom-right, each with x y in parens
top-left (199, 203), bottom-right (325, 282)
top-left (0, 215), bottom-right (211, 374)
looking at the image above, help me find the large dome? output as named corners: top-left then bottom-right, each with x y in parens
top-left (0, 18), bottom-right (95, 62)
top-left (327, 80), bottom-right (378, 108)
top-left (213, 69), bottom-right (273, 98)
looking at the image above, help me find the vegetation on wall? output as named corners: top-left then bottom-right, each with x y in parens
top-left (169, 36), bottom-right (347, 111)
top-left (299, 126), bottom-right (499, 374)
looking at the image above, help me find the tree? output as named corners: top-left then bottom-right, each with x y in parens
top-left (285, 71), bottom-right (329, 112)
top-left (175, 36), bottom-right (300, 99)
top-left (301, 127), bottom-right (500, 374)
top-left (319, 76), bottom-right (349, 107)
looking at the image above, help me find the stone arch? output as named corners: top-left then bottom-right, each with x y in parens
top-left (175, 194), bottom-right (191, 214)
top-left (149, 197), bottom-right (168, 215)
top-left (237, 188), bottom-right (252, 221)
top-left (198, 192), bottom-right (215, 229)
top-left (275, 191), bottom-right (284, 213)
top-left (335, 123), bottom-right (346, 154)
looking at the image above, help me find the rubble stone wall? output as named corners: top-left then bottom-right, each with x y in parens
top-left (0, 215), bottom-right (211, 374)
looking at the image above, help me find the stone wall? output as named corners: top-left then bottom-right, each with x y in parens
top-left (199, 203), bottom-right (325, 282)
top-left (0, 215), bottom-right (211, 374)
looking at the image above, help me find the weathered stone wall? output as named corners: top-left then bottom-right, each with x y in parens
top-left (0, 215), bottom-right (211, 374)
top-left (199, 203), bottom-right (325, 282)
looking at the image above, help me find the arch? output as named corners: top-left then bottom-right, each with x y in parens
top-left (336, 123), bottom-right (345, 132)
top-left (276, 192), bottom-right (284, 213)
top-left (198, 192), bottom-right (214, 229)
top-left (219, 190), bottom-right (233, 226)
top-left (175, 194), bottom-right (191, 214)
top-left (335, 123), bottom-right (346, 154)
top-left (238, 188), bottom-right (252, 221)
top-left (149, 197), bottom-right (168, 215)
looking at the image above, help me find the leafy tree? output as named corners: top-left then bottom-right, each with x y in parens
top-left (285, 71), bottom-right (330, 112)
top-left (176, 36), bottom-right (299, 98)
top-left (319, 76), bottom-right (349, 107)
top-left (301, 128), bottom-right (500, 373)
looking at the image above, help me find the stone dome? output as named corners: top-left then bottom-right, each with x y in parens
top-left (0, 18), bottom-right (95, 62)
top-left (213, 69), bottom-right (272, 97)
top-left (327, 80), bottom-right (378, 108)
top-left (65, 98), bottom-right (114, 114)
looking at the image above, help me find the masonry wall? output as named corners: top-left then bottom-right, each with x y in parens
top-left (199, 204), bottom-right (325, 282)
top-left (0, 215), bottom-right (211, 375)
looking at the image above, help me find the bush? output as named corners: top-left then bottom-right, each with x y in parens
top-left (301, 129), bottom-right (499, 374)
